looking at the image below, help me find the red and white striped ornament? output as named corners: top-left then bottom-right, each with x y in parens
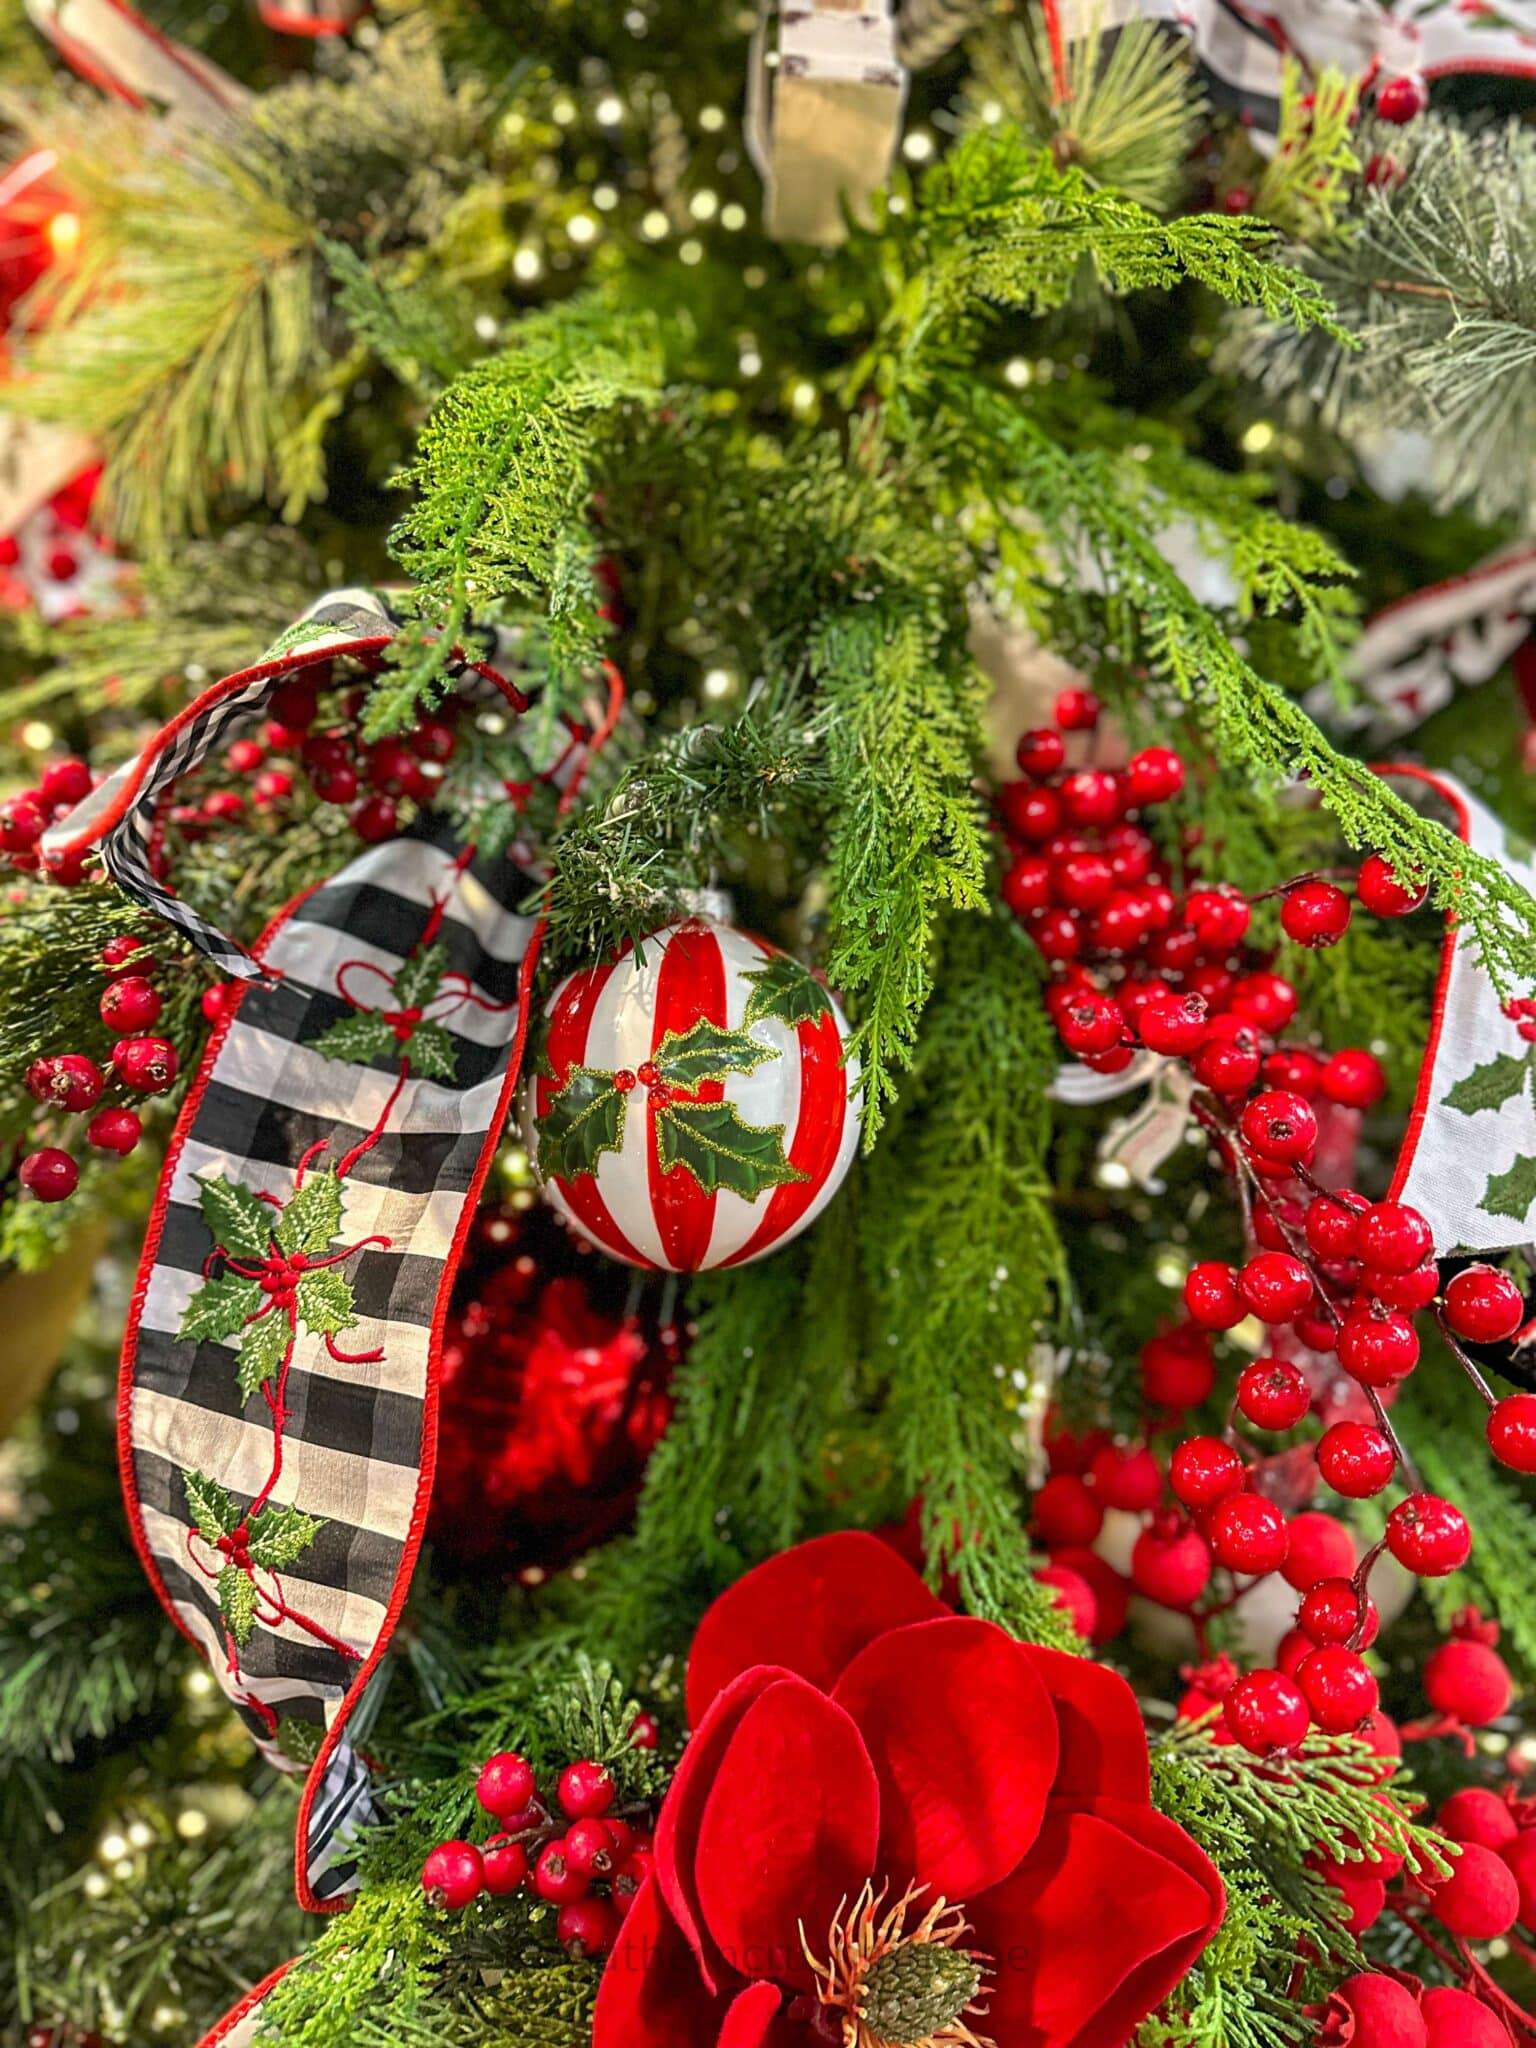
top-left (526, 916), bottom-right (860, 1271)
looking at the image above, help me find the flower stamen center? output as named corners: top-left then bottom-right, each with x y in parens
top-left (802, 1880), bottom-right (993, 2048)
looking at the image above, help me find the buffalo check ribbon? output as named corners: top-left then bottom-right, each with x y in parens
top-left (41, 591), bottom-right (613, 1914)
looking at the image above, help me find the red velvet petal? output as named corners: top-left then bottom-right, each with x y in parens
top-left (592, 1877), bottom-right (730, 2048)
top-left (658, 1665), bottom-right (797, 1993)
top-left (694, 1677), bottom-right (880, 1991)
top-left (968, 1801), bottom-right (1225, 2048)
top-left (686, 1532), bottom-right (945, 1726)
top-left (832, 1616), bottom-right (1059, 1898)
top-left (1022, 1644), bottom-right (1152, 1805)
top-left (717, 1982), bottom-right (793, 2048)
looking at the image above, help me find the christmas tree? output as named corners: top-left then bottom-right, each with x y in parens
top-left (5, 1), bottom-right (1536, 2043)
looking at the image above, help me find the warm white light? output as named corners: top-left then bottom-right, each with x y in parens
top-left (568, 214), bottom-right (597, 246)
top-left (721, 202), bottom-right (747, 231)
top-left (596, 94), bottom-right (624, 125)
top-left (903, 131), bottom-right (935, 162)
top-left (703, 668), bottom-right (734, 699)
top-left (99, 1831), bottom-right (128, 1863)
top-left (739, 348), bottom-right (762, 376)
top-left (641, 210), bottom-right (670, 241)
top-left (176, 1809), bottom-right (209, 1840)
top-left (593, 183), bottom-right (620, 211)
top-left (1004, 357), bottom-right (1031, 389)
top-left (1242, 420), bottom-right (1276, 454)
top-left (699, 104), bottom-right (726, 131)
top-left (680, 238), bottom-right (704, 265)
top-left (689, 189), bottom-right (719, 221)
top-left (513, 247), bottom-right (543, 281)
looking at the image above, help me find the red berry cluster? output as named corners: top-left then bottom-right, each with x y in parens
top-left (16, 934), bottom-right (185, 1203)
top-left (419, 1729), bottom-right (660, 1960)
top-left (0, 754), bottom-right (96, 886)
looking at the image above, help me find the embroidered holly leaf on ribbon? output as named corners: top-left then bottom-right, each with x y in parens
top-left (394, 944), bottom-right (448, 1011)
top-left (296, 1267), bottom-right (358, 1336)
top-left (238, 1308), bottom-right (293, 1401)
top-left (197, 1174), bottom-right (275, 1262)
top-left (314, 1011), bottom-right (400, 1068)
top-left (741, 953), bottom-right (834, 1032)
top-left (247, 1502), bottom-right (324, 1572)
top-left (653, 1018), bottom-right (777, 1089)
top-left (653, 1098), bottom-right (806, 1201)
top-left (219, 1564), bottom-right (260, 1648)
top-left (1446, 1048), bottom-right (1536, 1115)
top-left (1483, 1154), bottom-right (1536, 1223)
top-left (180, 1270), bottom-right (263, 1346)
top-left (277, 1169), bottom-right (345, 1258)
top-left (406, 1020), bottom-right (458, 1081)
top-left (184, 1469), bottom-right (238, 1545)
top-left (538, 1066), bottom-right (628, 1181)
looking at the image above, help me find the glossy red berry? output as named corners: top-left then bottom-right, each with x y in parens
top-left (86, 1106), bottom-right (142, 1156)
top-left (1031, 908), bottom-right (1082, 962)
top-left (1060, 769), bottom-right (1124, 828)
top-left (1208, 1492), bottom-right (1289, 1576)
top-left (1054, 686), bottom-right (1100, 730)
top-left (1320, 1048), bottom-right (1387, 1111)
top-left (1487, 1394), bottom-right (1536, 1473)
top-left (558, 1760), bottom-right (616, 1819)
top-left (1263, 1047), bottom-right (1324, 1098)
top-left (1337, 1305), bottom-right (1420, 1386)
top-left (1184, 887), bottom-right (1250, 951)
top-left (629, 1711), bottom-right (659, 1751)
top-left (480, 1834), bottom-right (530, 1895)
top-left (201, 983), bottom-right (240, 1026)
top-left (1316, 1420), bottom-right (1395, 1500)
top-left (1000, 785), bottom-right (1061, 843)
top-left (0, 793), bottom-right (46, 853)
top-left (1223, 1667), bottom-right (1310, 1756)
top-left (101, 934), bottom-right (150, 970)
top-left (1130, 1518), bottom-right (1212, 1609)
top-left (38, 756), bottom-right (92, 809)
top-left (1281, 1511), bottom-right (1357, 1592)
top-left (1369, 1260), bottom-right (1440, 1312)
top-left (1015, 727), bottom-right (1065, 779)
top-left (1376, 73), bottom-right (1429, 124)
top-left (1357, 1201), bottom-right (1433, 1275)
top-left (1184, 1261), bottom-right (1244, 1331)
top-left (422, 1840), bottom-right (484, 1910)
top-left (1002, 853), bottom-right (1053, 917)
top-left (1053, 851), bottom-right (1115, 911)
top-left (1139, 994), bottom-right (1208, 1057)
top-left (20, 1148), bottom-right (78, 1202)
top-left (1444, 1264), bottom-right (1524, 1345)
top-left (411, 716), bottom-right (458, 764)
top-left (1385, 1493), bottom-right (1471, 1576)
top-left (1141, 1327), bottom-right (1216, 1410)
top-left (1298, 1577), bottom-right (1378, 1648)
top-left (1357, 852), bottom-right (1427, 915)
top-left (1238, 1251), bottom-right (1314, 1325)
top-left (1237, 1358), bottom-right (1310, 1430)
top-left (564, 1817), bottom-right (618, 1879)
top-left (1240, 1090), bottom-right (1319, 1165)
top-left (476, 1750), bottom-right (537, 1821)
top-left (39, 1053), bottom-right (105, 1111)
top-left (1192, 1028), bottom-right (1263, 1096)
top-left (1304, 1189), bottom-right (1365, 1259)
top-left (1126, 746), bottom-right (1185, 806)
top-left (558, 1896), bottom-right (620, 1959)
top-left (352, 795), bottom-right (399, 843)
top-left (1429, 1841), bottom-right (1519, 1940)
top-left (1297, 1646), bottom-right (1378, 1732)
top-left (1057, 991), bottom-right (1125, 1057)
top-left (1170, 1435), bottom-right (1245, 1510)
top-left (110, 1036), bottom-right (179, 1094)
top-left (226, 737), bottom-right (266, 775)
top-left (99, 975), bottom-right (162, 1034)
top-left (1087, 1442), bottom-right (1163, 1513)
top-left (1281, 879), bottom-right (1352, 949)
top-left (312, 763), bottom-right (361, 806)
top-left (1032, 1473), bottom-right (1103, 1547)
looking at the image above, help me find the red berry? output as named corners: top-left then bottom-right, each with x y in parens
top-left (534, 1838), bottom-right (591, 1904)
top-left (1385, 1493), bottom-right (1471, 1576)
top-left (253, 768), bottom-right (294, 808)
top-left (1321, 1049), bottom-right (1387, 1110)
top-left (411, 716), bottom-right (458, 764)
top-left (1368, 1260), bottom-right (1440, 1312)
top-left (629, 1711), bottom-right (659, 1750)
top-left (1326, 1975), bottom-right (1427, 2048)
top-left (1060, 769), bottom-right (1124, 828)
top-left (1281, 1511), bottom-right (1357, 1591)
top-left (1208, 1492), bottom-right (1289, 1576)
top-left (1030, 908), bottom-right (1082, 962)
top-left (1032, 1473), bottom-right (1103, 1547)
top-left (1281, 879), bottom-right (1352, 949)
top-left (99, 974), bottom-right (162, 1034)
top-left (1185, 887), bottom-right (1250, 951)
top-left (1357, 1201), bottom-right (1433, 1275)
top-left (1297, 1645), bottom-right (1379, 1732)
top-left (1357, 852), bottom-right (1427, 916)
top-left (101, 934), bottom-right (151, 971)
top-left (557, 1896), bottom-right (619, 1959)
top-left (1337, 1305), bottom-right (1420, 1386)
top-left (20, 1148), bottom-right (78, 1202)
top-left (1053, 850), bottom-right (1115, 911)
top-left (1015, 727), bottom-right (1065, 779)
top-left (1298, 1578), bottom-right (1378, 1647)
top-left (1376, 73), bottom-right (1428, 124)
top-left (1000, 784), bottom-right (1061, 843)
top-left (352, 796), bottom-right (399, 844)
top-left (1304, 1189), bottom-right (1366, 1259)
top-left (1315, 1424), bottom-right (1392, 1503)
top-left (1223, 1667), bottom-right (1310, 1755)
top-left (1141, 1327), bottom-right (1216, 1410)
top-left (38, 756), bottom-right (92, 809)
top-left (1230, 970), bottom-right (1299, 1034)
top-left (1237, 1358), bottom-right (1310, 1430)
top-left (110, 1036), bottom-right (179, 1094)
top-left (1487, 1394), bottom-right (1536, 1473)
top-left (1425, 1638), bottom-right (1512, 1726)
top-left (476, 1750), bottom-right (537, 1821)
top-left (39, 1052), bottom-right (105, 1111)
top-left (1054, 686), bottom-right (1100, 731)
top-left (1036, 1563), bottom-right (1098, 1638)
top-left (1238, 1251), bottom-right (1314, 1324)
top-left (1445, 1264), bottom-right (1524, 1345)
top-left (558, 1760), bottom-right (616, 1819)
top-left (201, 983), bottom-right (240, 1026)
top-left (564, 1816), bottom-right (618, 1879)
top-left (0, 794), bottom-right (47, 853)
top-left (1139, 995), bottom-right (1208, 1057)
top-left (481, 1835), bottom-right (530, 1895)
top-left (1170, 1436), bottom-right (1245, 1510)
top-left (1422, 1985), bottom-right (1514, 2048)
top-left (312, 763), bottom-right (361, 806)
top-left (1184, 1261), bottom-right (1244, 1331)
top-left (86, 1107), bottom-right (142, 1156)
top-left (201, 790), bottom-right (244, 824)
top-left (1002, 853), bottom-right (1053, 917)
top-left (1325, 1865), bottom-right (1387, 1936)
top-left (421, 1840), bottom-right (484, 1910)
top-left (1430, 1841), bottom-right (1519, 1939)
top-left (1192, 1027), bottom-right (1263, 1096)
top-left (611, 1844), bottom-right (654, 1917)
top-left (1439, 1788), bottom-right (1518, 1851)
top-left (1263, 1046), bottom-right (1324, 1098)
top-left (1240, 1090), bottom-right (1319, 1166)
top-left (1087, 1442), bottom-right (1163, 1513)
top-left (1056, 990), bottom-right (1125, 1058)
top-left (226, 737), bottom-right (266, 775)
top-left (1130, 1518), bottom-right (1212, 1608)
top-left (1126, 746), bottom-right (1185, 806)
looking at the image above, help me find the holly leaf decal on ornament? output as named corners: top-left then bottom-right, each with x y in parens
top-left (654, 1018), bottom-right (777, 1089)
top-left (237, 1309), bottom-right (293, 1401)
top-left (538, 1066), bottom-right (628, 1181)
top-left (653, 1098), bottom-right (806, 1201)
top-left (184, 1469), bottom-right (238, 1546)
top-left (277, 1169), bottom-right (345, 1258)
top-left (247, 1502), bottom-right (324, 1573)
top-left (1446, 1048), bottom-right (1536, 1115)
top-left (219, 1565), bottom-right (260, 1648)
top-left (1482, 1154), bottom-right (1536, 1224)
top-left (180, 1271), bottom-right (263, 1347)
top-left (296, 1267), bottom-right (357, 1337)
top-left (313, 1011), bottom-right (399, 1068)
top-left (196, 1175), bottom-right (276, 1262)
top-left (406, 1020), bottom-right (458, 1082)
top-left (741, 953), bottom-right (834, 1032)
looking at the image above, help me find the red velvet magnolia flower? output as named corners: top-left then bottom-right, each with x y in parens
top-left (594, 1532), bottom-right (1224, 2048)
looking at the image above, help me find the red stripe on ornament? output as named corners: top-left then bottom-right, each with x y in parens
top-left (538, 949), bottom-right (651, 1269)
top-left (648, 920), bottom-right (727, 1271)
top-left (725, 952), bottom-right (848, 1266)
